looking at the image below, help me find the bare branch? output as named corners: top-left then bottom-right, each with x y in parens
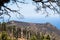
top-left (3, 5), bottom-right (24, 19)
top-left (49, 2), bottom-right (60, 14)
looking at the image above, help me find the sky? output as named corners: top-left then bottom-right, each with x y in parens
top-left (0, 0), bottom-right (60, 29)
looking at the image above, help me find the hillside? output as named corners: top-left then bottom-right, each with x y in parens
top-left (6, 20), bottom-right (60, 40)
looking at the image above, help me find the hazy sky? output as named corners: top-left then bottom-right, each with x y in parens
top-left (0, 0), bottom-right (60, 29)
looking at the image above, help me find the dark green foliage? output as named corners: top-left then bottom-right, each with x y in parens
top-left (1, 31), bottom-right (8, 40)
top-left (17, 28), bottom-right (21, 38)
top-left (40, 34), bottom-right (44, 40)
top-left (7, 26), bottom-right (12, 33)
top-left (30, 35), bottom-right (37, 40)
top-left (12, 25), bottom-right (18, 38)
top-left (2, 22), bottom-right (6, 31)
top-left (1, 32), bottom-right (7, 40)
top-left (46, 35), bottom-right (50, 40)
top-left (0, 22), bottom-right (2, 31)
top-left (36, 33), bottom-right (40, 40)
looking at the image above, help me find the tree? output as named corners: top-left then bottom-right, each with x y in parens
top-left (30, 35), bottom-right (37, 40)
top-left (46, 35), bottom-right (50, 40)
top-left (0, 0), bottom-right (60, 20)
top-left (0, 0), bottom-right (24, 21)
top-left (0, 22), bottom-right (2, 31)
top-left (40, 34), bottom-right (44, 40)
top-left (0, 31), bottom-right (11, 40)
top-left (13, 25), bottom-right (18, 40)
top-left (43, 35), bottom-right (50, 40)
top-left (2, 22), bottom-right (7, 31)
top-left (33, 0), bottom-right (60, 16)
top-left (36, 32), bottom-right (41, 40)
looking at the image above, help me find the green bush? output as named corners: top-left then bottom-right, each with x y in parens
top-left (30, 35), bottom-right (37, 40)
top-left (0, 31), bottom-right (11, 40)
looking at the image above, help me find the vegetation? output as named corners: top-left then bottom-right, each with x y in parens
top-left (0, 0), bottom-right (60, 40)
top-left (0, 31), bottom-right (11, 40)
top-left (0, 22), bottom-right (57, 40)
top-left (30, 35), bottom-right (37, 40)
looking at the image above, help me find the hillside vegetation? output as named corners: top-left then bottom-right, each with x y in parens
top-left (0, 21), bottom-right (60, 40)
